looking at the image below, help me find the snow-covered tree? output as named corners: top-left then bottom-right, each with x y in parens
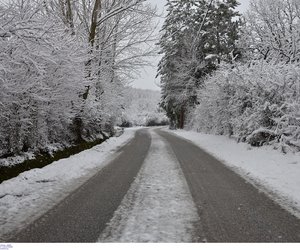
top-left (172, 0), bottom-right (300, 153)
top-left (74, 0), bottom-right (158, 138)
top-left (0, 0), bottom-right (87, 155)
top-left (241, 0), bottom-right (300, 62)
top-left (189, 61), bottom-right (300, 152)
top-left (0, 0), bottom-right (158, 159)
top-left (158, 0), bottom-right (240, 128)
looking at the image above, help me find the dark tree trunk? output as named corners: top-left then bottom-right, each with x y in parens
top-left (179, 107), bottom-right (185, 129)
top-left (89, 0), bottom-right (101, 48)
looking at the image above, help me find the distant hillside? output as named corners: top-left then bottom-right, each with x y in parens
top-left (118, 87), bottom-right (168, 127)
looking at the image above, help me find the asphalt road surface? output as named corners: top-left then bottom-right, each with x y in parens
top-left (157, 129), bottom-right (300, 242)
top-left (10, 128), bottom-right (300, 242)
top-left (10, 129), bottom-right (151, 242)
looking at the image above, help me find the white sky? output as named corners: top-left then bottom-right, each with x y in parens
top-left (131, 0), bottom-right (251, 91)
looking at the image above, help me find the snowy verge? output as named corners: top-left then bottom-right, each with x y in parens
top-left (0, 128), bottom-right (139, 241)
top-left (165, 129), bottom-right (300, 218)
top-left (98, 130), bottom-right (201, 242)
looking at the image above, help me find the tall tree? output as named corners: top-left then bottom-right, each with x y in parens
top-left (158, 0), bottom-right (240, 128)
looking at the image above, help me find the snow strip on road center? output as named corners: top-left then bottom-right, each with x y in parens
top-left (0, 128), bottom-right (140, 241)
top-left (98, 130), bottom-right (201, 243)
top-left (166, 129), bottom-right (300, 218)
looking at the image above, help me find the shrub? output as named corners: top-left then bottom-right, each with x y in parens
top-left (190, 61), bottom-right (300, 152)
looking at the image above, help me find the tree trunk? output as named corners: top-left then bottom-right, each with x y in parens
top-left (66, 0), bottom-right (75, 35)
top-left (179, 107), bottom-right (185, 129)
top-left (85, 0), bottom-right (102, 79)
top-left (89, 0), bottom-right (101, 48)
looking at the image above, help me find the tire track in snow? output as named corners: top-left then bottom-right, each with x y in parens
top-left (98, 130), bottom-right (203, 242)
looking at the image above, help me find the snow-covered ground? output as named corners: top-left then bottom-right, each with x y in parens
top-left (0, 128), bottom-right (139, 241)
top-left (167, 129), bottom-right (300, 218)
top-left (98, 130), bottom-right (200, 243)
top-left (2, 126), bottom-right (299, 242)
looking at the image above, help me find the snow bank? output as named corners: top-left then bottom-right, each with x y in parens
top-left (166, 129), bottom-right (300, 218)
top-left (0, 128), bottom-right (138, 241)
top-left (98, 130), bottom-right (200, 242)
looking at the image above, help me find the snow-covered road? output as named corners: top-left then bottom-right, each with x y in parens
top-left (1, 127), bottom-right (300, 242)
top-left (98, 131), bottom-right (200, 242)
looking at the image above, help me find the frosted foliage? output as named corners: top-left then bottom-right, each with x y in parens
top-left (0, 1), bottom-right (116, 158)
top-left (242, 0), bottom-right (300, 62)
top-left (0, 0), bottom-right (157, 159)
top-left (158, 0), bottom-right (240, 128)
top-left (189, 61), bottom-right (300, 152)
top-left (0, 1), bottom-right (87, 156)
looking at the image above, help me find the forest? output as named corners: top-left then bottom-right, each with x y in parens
top-left (1, 0), bottom-right (300, 164)
top-left (158, 0), bottom-right (300, 153)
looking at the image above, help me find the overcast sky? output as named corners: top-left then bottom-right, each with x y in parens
top-left (131, 0), bottom-right (251, 91)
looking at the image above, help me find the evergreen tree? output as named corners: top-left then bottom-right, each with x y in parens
top-left (158, 0), bottom-right (241, 128)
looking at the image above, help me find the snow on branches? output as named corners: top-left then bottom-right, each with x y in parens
top-left (241, 0), bottom-right (300, 62)
top-left (168, 0), bottom-right (300, 153)
top-left (189, 61), bottom-right (300, 153)
top-left (0, 0), bottom-right (86, 156)
top-left (0, 0), bottom-right (158, 158)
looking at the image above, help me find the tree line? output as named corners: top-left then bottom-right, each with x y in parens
top-left (158, 0), bottom-right (300, 152)
top-left (0, 0), bottom-right (157, 158)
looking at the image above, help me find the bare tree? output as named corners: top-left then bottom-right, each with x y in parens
top-left (242, 0), bottom-right (300, 62)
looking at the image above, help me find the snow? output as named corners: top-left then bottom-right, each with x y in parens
top-left (166, 129), bottom-right (300, 218)
top-left (0, 153), bottom-right (35, 167)
top-left (0, 144), bottom-right (65, 167)
top-left (2, 126), bottom-right (299, 242)
top-left (0, 128), bottom-right (139, 241)
top-left (98, 130), bottom-right (200, 243)
top-left (204, 54), bottom-right (218, 60)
